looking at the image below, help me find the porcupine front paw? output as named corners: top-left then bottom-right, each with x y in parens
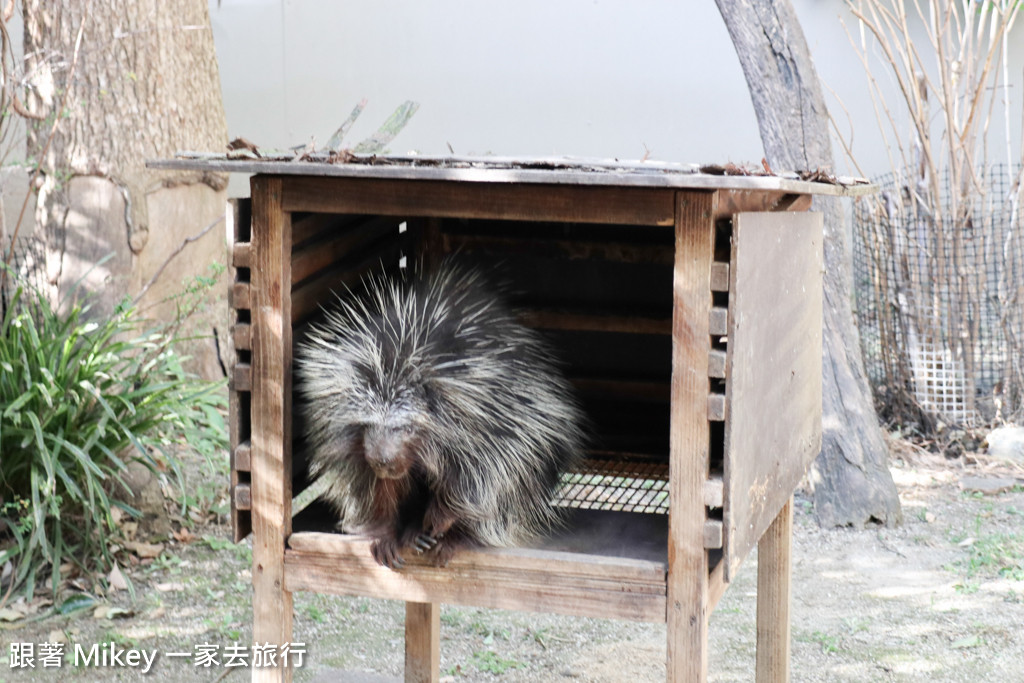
top-left (370, 537), bottom-right (405, 570)
top-left (397, 525), bottom-right (437, 554)
top-left (425, 539), bottom-right (458, 567)
top-left (423, 528), bottom-right (473, 567)
top-left (422, 501), bottom-right (457, 540)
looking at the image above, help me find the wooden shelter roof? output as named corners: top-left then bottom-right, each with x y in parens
top-left (149, 153), bottom-right (874, 197)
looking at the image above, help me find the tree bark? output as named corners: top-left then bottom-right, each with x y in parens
top-left (23, 0), bottom-right (229, 378)
top-left (714, 0), bottom-right (903, 527)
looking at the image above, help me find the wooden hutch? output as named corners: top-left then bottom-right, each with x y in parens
top-left (150, 155), bottom-right (870, 682)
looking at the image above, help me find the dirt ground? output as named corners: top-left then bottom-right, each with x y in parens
top-left (2, 446), bottom-right (1023, 682)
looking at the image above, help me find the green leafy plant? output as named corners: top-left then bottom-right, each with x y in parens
top-left (471, 650), bottom-right (523, 675)
top-left (0, 267), bottom-right (226, 603)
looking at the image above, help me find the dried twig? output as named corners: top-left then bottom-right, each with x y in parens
top-left (132, 215), bottom-right (224, 306)
top-left (839, 0), bottom-right (1024, 426)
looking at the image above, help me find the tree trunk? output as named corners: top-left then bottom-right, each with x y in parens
top-left (714, 0), bottom-right (903, 527)
top-left (23, 0), bottom-right (229, 379)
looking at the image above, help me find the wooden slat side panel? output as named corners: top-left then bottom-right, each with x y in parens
top-left (249, 175), bottom-right (294, 681)
top-left (667, 190), bottom-right (717, 682)
top-left (229, 391), bottom-right (251, 542)
top-left (282, 176), bottom-right (676, 226)
top-left (228, 197), bottom-right (252, 543)
top-left (723, 210), bottom-right (823, 582)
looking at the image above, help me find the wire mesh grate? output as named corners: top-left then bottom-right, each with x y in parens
top-left (554, 458), bottom-right (670, 514)
top-left (851, 164), bottom-right (1024, 426)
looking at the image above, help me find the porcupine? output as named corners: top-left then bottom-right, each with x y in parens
top-left (295, 260), bottom-right (585, 569)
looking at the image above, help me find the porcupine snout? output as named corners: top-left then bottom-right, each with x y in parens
top-left (362, 420), bottom-right (420, 479)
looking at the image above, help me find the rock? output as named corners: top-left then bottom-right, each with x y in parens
top-left (985, 425), bottom-right (1024, 464)
top-left (118, 461), bottom-right (171, 537)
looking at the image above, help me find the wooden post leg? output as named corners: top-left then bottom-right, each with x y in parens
top-left (250, 175), bottom-right (295, 683)
top-left (756, 497), bottom-right (793, 683)
top-left (405, 602), bottom-right (440, 683)
top-left (667, 191), bottom-right (717, 682)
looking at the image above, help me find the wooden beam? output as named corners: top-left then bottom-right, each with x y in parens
top-left (289, 241), bottom-right (403, 324)
top-left (707, 394), bottom-right (726, 422)
top-left (234, 483), bottom-right (252, 511)
top-left (703, 521), bottom-right (723, 549)
top-left (520, 309), bottom-right (672, 335)
top-left (250, 175), bottom-right (295, 683)
top-left (405, 602), bottom-right (440, 683)
top-left (229, 282), bottom-right (251, 311)
top-left (710, 307), bottom-right (729, 336)
top-left (281, 176), bottom-right (676, 226)
top-left (571, 378), bottom-right (670, 403)
top-left (232, 242), bottom-right (251, 269)
top-left (234, 440), bottom-right (251, 472)
top-left (232, 363), bottom-right (252, 393)
top-left (233, 323), bottom-right (251, 352)
top-left (666, 189), bottom-right (717, 682)
top-left (756, 497), bottom-right (793, 683)
top-left (290, 215), bottom-right (398, 286)
top-left (703, 477), bottom-right (724, 509)
top-left (708, 558), bottom-right (728, 616)
top-left (709, 350), bottom-right (727, 379)
top-left (710, 262), bottom-right (730, 292)
top-left (285, 533), bottom-right (667, 623)
top-left (715, 189), bottom-right (811, 219)
top-left (447, 232), bottom-right (676, 266)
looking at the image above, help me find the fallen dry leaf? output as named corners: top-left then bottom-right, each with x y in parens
top-left (227, 136), bottom-right (262, 158)
top-left (155, 582), bottom-right (184, 592)
top-left (0, 607), bottom-right (22, 622)
top-left (126, 541), bottom-right (165, 559)
top-left (107, 563), bottom-right (128, 592)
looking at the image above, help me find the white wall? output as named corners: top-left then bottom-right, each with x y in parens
top-left (208, 0), bottom-right (1023, 196)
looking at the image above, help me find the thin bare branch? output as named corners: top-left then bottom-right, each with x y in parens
top-left (132, 215), bottom-right (224, 306)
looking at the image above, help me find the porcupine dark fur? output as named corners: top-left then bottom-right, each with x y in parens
top-left (295, 260), bottom-right (584, 569)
